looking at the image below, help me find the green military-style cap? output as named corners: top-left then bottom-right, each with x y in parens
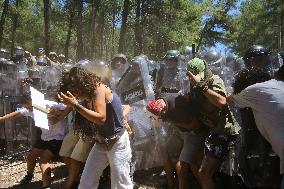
top-left (187, 58), bottom-right (206, 79)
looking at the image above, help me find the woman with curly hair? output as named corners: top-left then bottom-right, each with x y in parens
top-left (58, 67), bottom-right (133, 189)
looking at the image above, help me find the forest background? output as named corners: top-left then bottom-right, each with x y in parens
top-left (0, 0), bottom-right (283, 61)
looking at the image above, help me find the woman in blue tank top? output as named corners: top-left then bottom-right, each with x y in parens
top-left (58, 67), bottom-right (133, 189)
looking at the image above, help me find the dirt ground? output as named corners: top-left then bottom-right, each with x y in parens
top-left (0, 153), bottom-right (169, 189)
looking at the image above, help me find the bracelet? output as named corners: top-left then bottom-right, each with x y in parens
top-left (202, 85), bottom-right (209, 92)
top-left (74, 103), bottom-right (84, 112)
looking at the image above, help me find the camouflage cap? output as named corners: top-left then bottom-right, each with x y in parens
top-left (187, 58), bottom-right (205, 72)
top-left (187, 58), bottom-right (206, 78)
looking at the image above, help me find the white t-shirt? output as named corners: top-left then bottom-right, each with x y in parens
top-left (232, 79), bottom-right (284, 174)
top-left (17, 100), bottom-right (68, 141)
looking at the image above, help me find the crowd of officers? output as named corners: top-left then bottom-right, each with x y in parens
top-left (0, 46), bottom-right (67, 67)
top-left (0, 44), bottom-right (283, 189)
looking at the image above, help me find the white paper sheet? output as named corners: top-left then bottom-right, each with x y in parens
top-left (30, 86), bottom-right (49, 130)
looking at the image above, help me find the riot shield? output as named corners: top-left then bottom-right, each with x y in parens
top-left (116, 55), bottom-right (165, 170)
top-left (155, 58), bottom-right (190, 96)
top-left (0, 60), bottom-right (32, 156)
top-left (43, 66), bottom-right (62, 100)
top-left (238, 108), bottom-right (281, 188)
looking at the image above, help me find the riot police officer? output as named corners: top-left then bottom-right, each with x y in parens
top-left (155, 50), bottom-right (184, 95)
top-left (11, 46), bottom-right (27, 67)
top-left (36, 48), bottom-right (48, 66)
top-left (0, 48), bottom-right (8, 60)
top-left (243, 45), bottom-right (273, 74)
top-left (234, 45), bottom-right (282, 188)
top-left (110, 54), bottom-right (129, 90)
top-left (203, 50), bottom-right (224, 76)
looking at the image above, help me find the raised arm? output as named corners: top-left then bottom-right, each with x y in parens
top-left (202, 87), bottom-right (226, 108)
top-left (0, 110), bottom-right (22, 122)
top-left (187, 70), bottom-right (226, 109)
top-left (47, 106), bottom-right (73, 125)
top-left (58, 85), bottom-right (107, 125)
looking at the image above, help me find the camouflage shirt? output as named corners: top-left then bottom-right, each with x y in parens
top-left (191, 75), bottom-right (240, 135)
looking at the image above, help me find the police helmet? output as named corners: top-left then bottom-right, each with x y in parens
top-left (184, 46), bottom-right (192, 56)
top-left (14, 46), bottom-right (24, 56)
top-left (111, 54), bottom-right (128, 69)
top-left (164, 50), bottom-right (180, 60)
top-left (203, 50), bottom-right (222, 66)
top-left (0, 48), bottom-right (8, 59)
top-left (243, 45), bottom-right (271, 60)
top-left (243, 45), bottom-right (272, 69)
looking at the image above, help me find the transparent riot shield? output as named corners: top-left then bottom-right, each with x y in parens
top-left (223, 56), bottom-right (245, 94)
top-left (43, 66), bottom-right (62, 100)
top-left (234, 54), bottom-right (282, 187)
top-left (143, 57), bottom-right (192, 169)
top-left (271, 53), bottom-right (283, 76)
top-left (116, 55), bottom-right (166, 170)
top-left (16, 65), bottom-right (29, 96)
top-left (0, 60), bottom-right (17, 96)
top-left (61, 62), bottom-right (74, 72)
top-left (237, 108), bottom-right (281, 188)
top-left (155, 58), bottom-right (190, 96)
top-left (0, 60), bottom-right (32, 157)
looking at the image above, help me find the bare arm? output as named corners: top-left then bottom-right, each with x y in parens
top-left (122, 105), bottom-right (133, 135)
top-left (0, 110), bottom-right (22, 122)
top-left (48, 106), bottom-right (73, 125)
top-left (58, 85), bottom-right (107, 125)
top-left (202, 89), bottom-right (226, 109)
top-left (187, 70), bottom-right (226, 109)
top-left (122, 105), bottom-right (131, 117)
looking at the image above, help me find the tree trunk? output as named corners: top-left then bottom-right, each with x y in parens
top-left (197, 23), bottom-right (210, 52)
top-left (87, 0), bottom-right (94, 59)
top-left (64, 0), bottom-right (75, 60)
top-left (89, 0), bottom-right (101, 59)
top-left (76, 0), bottom-right (84, 61)
top-left (105, 26), bottom-right (108, 60)
top-left (111, 9), bottom-right (116, 58)
top-left (97, 10), bottom-right (105, 58)
top-left (10, 0), bottom-right (20, 56)
top-left (118, 0), bottom-right (130, 53)
top-left (43, 0), bottom-right (51, 54)
top-left (0, 0), bottom-right (9, 47)
top-left (134, 0), bottom-right (141, 56)
top-left (280, 0), bottom-right (284, 50)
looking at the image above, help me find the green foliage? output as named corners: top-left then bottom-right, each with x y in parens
top-left (0, 0), bottom-right (238, 60)
top-left (226, 0), bottom-right (283, 56)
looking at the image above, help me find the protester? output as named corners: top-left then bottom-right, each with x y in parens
top-left (59, 100), bottom-right (95, 189)
top-left (230, 66), bottom-right (284, 189)
top-left (148, 57), bottom-right (240, 189)
top-left (234, 45), bottom-right (281, 187)
top-left (58, 67), bottom-right (133, 189)
top-left (0, 96), bottom-right (71, 189)
top-left (186, 58), bottom-right (240, 189)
